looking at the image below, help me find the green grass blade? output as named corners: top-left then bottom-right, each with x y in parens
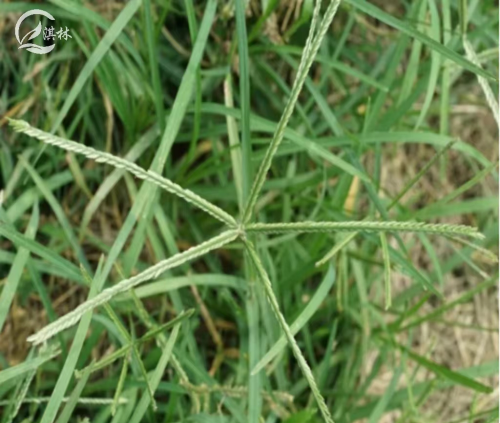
top-left (0, 347), bottom-right (60, 386)
top-left (19, 156), bottom-right (89, 269)
top-left (132, 274), bottom-right (243, 299)
top-left (128, 321), bottom-right (181, 423)
top-left (367, 365), bottom-right (402, 423)
top-left (224, 75), bottom-right (244, 210)
top-left (112, 353), bottom-right (130, 416)
top-left (379, 232), bottom-right (391, 310)
top-left (439, 0), bottom-right (452, 138)
top-left (38, 256), bottom-right (105, 423)
top-left (55, 367), bottom-right (91, 423)
top-left (232, 3), bottom-right (261, 416)
top-left (143, 0), bottom-right (165, 129)
top-left (345, 0), bottom-right (496, 81)
top-left (235, 0), bottom-right (253, 202)
top-left (396, 343), bottom-right (494, 394)
top-left (0, 221), bottom-right (84, 284)
top-left (245, 240), bottom-right (334, 423)
top-left (316, 232), bottom-right (358, 267)
top-left (415, 0), bottom-right (441, 129)
top-left (251, 264), bottom-right (335, 375)
top-left (463, 37), bottom-right (500, 128)
top-left (0, 202), bottom-right (39, 333)
top-left (100, 0), bottom-right (218, 301)
top-left (50, 0), bottom-right (143, 132)
top-left (398, 0), bottom-right (426, 105)
top-left (4, 362), bottom-right (36, 423)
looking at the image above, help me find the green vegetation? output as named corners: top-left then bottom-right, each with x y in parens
top-left (0, 1), bottom-right (498, 422)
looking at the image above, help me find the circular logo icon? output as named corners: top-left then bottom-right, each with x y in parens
top-left (15, 9), bottom-right (55, 55)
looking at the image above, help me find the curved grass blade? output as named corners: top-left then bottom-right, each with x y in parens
top-left (133, 274), bottom-right (244, 299)
top-left (0, 347), bottom-right (60, 386)
top-left (245, 240), bottom-right (334, 423)
top-left (415, 0), bottom-right (441, 129)
top-left (50, 0), bottom-right (143, 133)
top-left (55, 367), bottom-right (91, 423)
top-left (394, 342), bottom-right (493, 394)
top-left (19, 156), bottom-right (89, 270)
top-left (463, 37), bottom-right (499, 128)
top-left (128, 321), bottom-right (181, 423)
top-left (0, 203), bottom-right (39, 333)
top-left (4, 353), bottom-right (37, 423)
top-left (0, 220), bottom-right (84, 284)
top-left (252, 264), bottom-right (335, 375)
top-left (379, 232), bottom-right (391, 310)
top-left (38, 256), bottom-right (105, 423)
top-left (345, 0), bottom-right (496, 81)
top-left (112, 351), bottom-right (130, 416)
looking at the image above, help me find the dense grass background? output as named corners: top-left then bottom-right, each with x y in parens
top-left (0, 1), bottom-right (498, 422)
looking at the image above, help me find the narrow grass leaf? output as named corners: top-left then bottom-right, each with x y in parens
top-left (143, 0), bottom-right (165, 129)
top-left (252, 264), bottom-right (335, 375)
top-left (396, 343), bottom-right (494, 394)
top-left (379, 233), bottom-right (391, 310)
top-left (463, 37), bottom-right (500, 128)
top-left (0, 220), bottom-right (84, 284)
top-left (0, 347), bottom-right (60, 386)
top-left (80, 125), bottom-right (158, 237)
top-left (223, 75), bottom-right (244, 210)
top-left (38, 256), bottom-right (105, 423)
top-left (344, 0), bottom-right (496, 80)
top-left (439, 0), bottom-right (452, 138)
top-left (0, 203), bottom-right (39, 333)
top-left (245, 240), bottom-right (334, 423)
top-left (112, 352), bottom-right (130, 416)
top-left (128, 322), bottom-right (181, 423)
top-left (50, 0), bottom-right (143, 132)
top-left (415, 0), bottom-right (441, 129)
top-left (316, 232), bottom-right (358, 267)
top-left (235, 0), bottom-right (253, 201)
top-left (368, 366), bottom-right (402, 423)
top-left (55, 367), bottom-right (91, 423)
top-left (19, 156), bottom-right (89, 269)
top-left (133, 274), bottom-right (243, 299)
top-left (398, 0), bottom-right (426, 105)
top-left (4, 358), bottom-right (36, 423)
